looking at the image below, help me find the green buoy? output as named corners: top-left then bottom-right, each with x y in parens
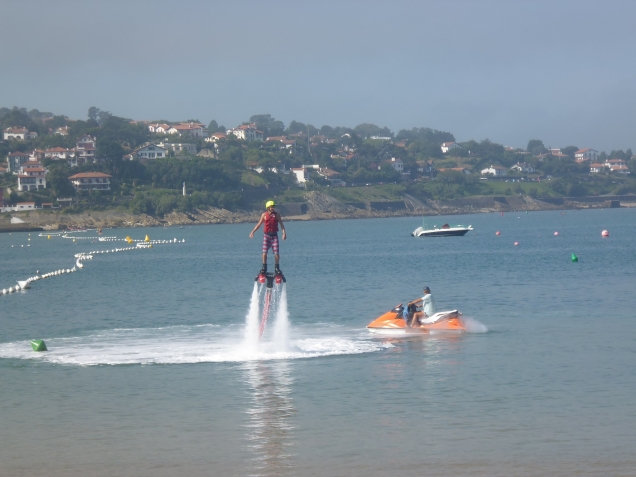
top-left (571, 253), bottom-right (578, 263)
top-left (30, 340), bottom-right (47, 352)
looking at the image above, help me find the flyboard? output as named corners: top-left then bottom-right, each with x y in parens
top-left (255, 269), bottom-right (286, 339)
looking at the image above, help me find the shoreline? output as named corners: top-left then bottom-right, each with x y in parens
top-left (1, 192), bottom-right (634, 232)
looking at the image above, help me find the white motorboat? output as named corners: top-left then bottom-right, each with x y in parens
top-left (412, 223), bottom-right (473, 237)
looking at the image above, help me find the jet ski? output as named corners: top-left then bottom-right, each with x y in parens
top-left (367, 304), bottom-right (466, 334)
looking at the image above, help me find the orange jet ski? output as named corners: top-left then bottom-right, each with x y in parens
top-left (367, 304), bottom-right (466, 335)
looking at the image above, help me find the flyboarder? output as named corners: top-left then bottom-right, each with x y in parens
top-left (250, 200), bottom-right (287, 276)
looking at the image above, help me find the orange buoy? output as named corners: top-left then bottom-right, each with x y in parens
top-left (601, 230), bottom-right (609, 237)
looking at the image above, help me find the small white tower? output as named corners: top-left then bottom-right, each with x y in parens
top-left (182, 182), bottom-right (186, 196)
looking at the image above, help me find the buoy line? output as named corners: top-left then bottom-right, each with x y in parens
top-left (1, 235), bottom-right (185, 297)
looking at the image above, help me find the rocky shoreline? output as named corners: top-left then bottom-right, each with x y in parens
top-left (1, 192), bottom-right (634, 232)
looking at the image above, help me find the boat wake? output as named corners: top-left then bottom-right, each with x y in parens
top-left (0, 323), bottom-right (392, 366)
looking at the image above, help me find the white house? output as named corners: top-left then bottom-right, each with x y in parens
top-left (379, 157), bottom-right (403, 172)
top-left (166, 123), bottom-right (208, 138)
top-left (441, 142), bottom-right (462, 154)
top-left (291, 167), bottom-right (311, 184)
top-left (481, 165), bottom-right (508, 177)
top-left (148, 123), bottom-right (171, 134)
top-left (589, 163), bottom-right (605, 174)
top-left (15, 202), bottom-right (35, 210)
top-left (133, 144), bottom-right (167, 160)
top-left (205, 132), bottom-right (227, 143)
top-left (17, 162), bottom-right (47, 191)
top-left (574, 148), bottom-right (598, 162)
top-left (75, 135), bottom-right (96, 165)
top-left (510, 162), bottom-right (535, 173)
top-left (609, 165), bottom-right (630, 174)
top-left (7, 151), bottom-right (31, 173)
top-left (158, 142), bottom-right (197, 155)
top-left (227, 124), bottom-right (264, 141)
top-left (44, 147), bottom-right (75, 160)
top-left (3, 127), bottom-right (29, 140)
top-left (53, 126), bottom-right (70, 135)
top-left (68, 172), bottom-right (112, 191)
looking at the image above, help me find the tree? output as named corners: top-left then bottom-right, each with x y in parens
top-left (249, 114), bottom-right (285, 137)
top-left (287, 120), bottom-right (307, 135)
top-left (354, 123), bottom-right (393, 139)
top-left (96, 140), bottom-right (125, 176)
top-left (46, 163), bottom-right (76, 197)
top-left (395, 127), bottom-right (454, 144)
top-left (527, 139), bottom-right (545, 153)
top-left (207, 120), bottom-right (222, 134)
top-left (561, 146), bottom-right (579, 158)
top-left (87, 106), bottom-right (112, 126)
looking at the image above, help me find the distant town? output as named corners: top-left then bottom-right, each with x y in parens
top-left (1, 106), bottom-right (634, 217)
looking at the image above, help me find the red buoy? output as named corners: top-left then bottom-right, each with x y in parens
top-left (496, 231), bottom-right (501, 236)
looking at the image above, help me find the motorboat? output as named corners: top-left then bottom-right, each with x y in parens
top-left (412, 223), bottom-right (473, 237)
top-left (367, 304), bottom-right (466, 334)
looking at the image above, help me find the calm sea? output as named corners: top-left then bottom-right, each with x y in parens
top-left (1, 208), bottom-right (635, 477)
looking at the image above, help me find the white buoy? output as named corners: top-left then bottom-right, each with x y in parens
top-left (554, 231), bottom-right (559, 236)
top-left (602, 230), bottom-right (609, 237)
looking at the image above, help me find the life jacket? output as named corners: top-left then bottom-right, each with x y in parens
top-left (264, 211), bottom-right (278, 234)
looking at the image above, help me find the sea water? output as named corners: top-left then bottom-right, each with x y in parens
top-left (1, 209), bottom-right (635, 476)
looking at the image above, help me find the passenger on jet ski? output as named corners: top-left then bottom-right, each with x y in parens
top-left (407, 286), bottom-right (436, 327)
top-left (249, 200), bottom-right (287, 277)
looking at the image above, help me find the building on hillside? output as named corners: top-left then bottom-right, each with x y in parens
top-left (416, 160), bottom-right (435, 174)
top-left (205, 132), bottom-right (227, 143)
top-left (481, 165), bottom-right (508, 177)
top-left (158, 142), bottom-right (197, 155)
top-left (438, 167), bottom-right (472, 175)
top-left (379, 157), bottom-right (403, 173)
top-left (370, 136), bottom-right (392, 141)
top-left (266, 137), bottom-right (296, 153)
top-left (574, 148), bottom-right (598, 162)
top-left (53, 126), bottom-right (70, 135)
top-left (68, 172), bottom-right (112, 191)
top-left (15, 202), bottom-right (35, 210)
top-left (148, 123), bottom-right (171, 134)
top-left (132, 144), bottom-right (168, 161)
top-left (43, 147), bottom-right (75, 161)
top-left (226, 124), bottom-right (264, 141)
top-left (291, 167), bottom-right (311, 184)
top-left (75, 135), bottom-right (96, 165)
top-left (605, 158), bottom-right (627, 168)
top-left (609, 164), bottom-right (630, 174)
top-left (4, 127), bottom-right (29, 140)
top-left (589, 163), bottom-right (605, 174)
top-left (7, 151), bottom-right (32, 173)
top-left (316, 167), bottom-right (346, 186)
top-left (166, 123), bottom-right (208, 138)
top-left (441, 142), bottom-right (462, 154)
top-left (510, 162), bottom-right (535, 173)
top-left (17, 162), bottom-right (47, 191)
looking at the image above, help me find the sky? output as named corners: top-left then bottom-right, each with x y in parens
top-left (1, 0), bottom-right (635, 152)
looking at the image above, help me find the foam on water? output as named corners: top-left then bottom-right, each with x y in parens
top-left (462, 316), bottom-right (488, 333)
top-left (0, 323), bottom-right (391, 366)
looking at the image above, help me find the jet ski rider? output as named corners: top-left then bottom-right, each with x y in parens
top-left (249, 200), bottom-right (287, 275)
top-left (407, 286), bottom-right (436, 327)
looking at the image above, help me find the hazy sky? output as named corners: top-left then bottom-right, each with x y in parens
top-left (2, 0), bottom-right (635, 151)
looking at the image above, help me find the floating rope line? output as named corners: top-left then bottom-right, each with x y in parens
top-left (1, 235), bottom-right (185, 297)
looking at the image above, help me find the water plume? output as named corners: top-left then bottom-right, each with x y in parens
top-left (462, 316), bottom-right (488, 333)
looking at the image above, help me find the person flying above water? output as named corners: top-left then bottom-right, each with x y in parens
top-left (407, 286), bottom-right (436, 327)
top-left (249, 200), bottom-right (287, 275)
